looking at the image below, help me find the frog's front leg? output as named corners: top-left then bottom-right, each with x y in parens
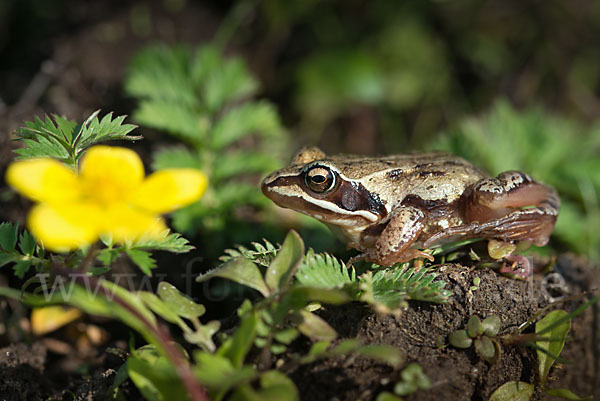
top-left (358, 206), bottom-right (434, 266)
top-left (425, 171), bottom-right (559, 248)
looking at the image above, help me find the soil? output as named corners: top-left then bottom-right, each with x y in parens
top-left (288, 254), bottom-right (600, 401)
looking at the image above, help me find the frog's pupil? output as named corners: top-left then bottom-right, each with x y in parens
top-left (312, 175), bottom-right (326, 183)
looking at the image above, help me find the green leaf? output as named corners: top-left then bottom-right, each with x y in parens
top-left (482, 315), bottom-right (502, 336)
top-left (356, 344), bottom-right (404, 368)
top-left (219, 239), bottom-right (279, 267)
top-left (13, 260), bottom-right (32, 279)
top-left (210, 102), bottom-right (282, 150)
top-left (257, 370), bottom-right (299, 401)
top-left (288, 286), bottom-right (352, 305)
top-left (360, 265), bottom-right (451, 311)
top-left (0, 254), bottom-right (17, 268)
top-left (152, 147), bottom-right (203, 170)
top-left (183, 320), bottom-right (220, 352)
top-left (133, 99), bottom-right (206, 144)
top-left (543, 388), bottom-right (593, 401)
top-left (274, 328), bottom-right (300, 345)
top-left (138, 291), bottom-right (185, 326)
top-left (18, 230), bottom-right (37, 256)
top-left (536, 310), bottom-right (571, 384)
top-left (217, 309), bottom-right (257, 368)
top-left (126, 249), bottom-right (156, 275)
top-left (467, 315), bottom-right (484, 338)
top-left (295, 251), bottom-right (355, 288)
top-left (296, 309), bottom-right (337, 342)
top-left (132, 231), bottom-right (194, 254)
top-left (194, 351), bottom-right (257, 398)
top-left (394, 363), bottom-right (431, 396)
top-left (489, 381), bottom-right (534, 401)
top-left (127, 350), bottom-right (187, 401)
top-left (376, 392), bottom-right (404, 401)
top-left (157, 281), bottom-right (205, 319)
top-left (449, 330), bottom-right (472, 349)
top-left (203, 56), bottom-right (258, 113)
top-left (474, 336), bottom-right (498, 364)
top-left (266, 230), bottom-right (304, 293)
top-left (197, 257), bottom-right (270, 298)
top-left (0, 222), bottom-right (18, 251)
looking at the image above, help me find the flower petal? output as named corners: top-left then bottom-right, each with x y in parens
top-left (28, 203), bottom-right (101, 252)
top-left (131, 169), bottom-right (208, 213)
top-left (102, 204), bottom-right (167, 243)
top-left (6, 158), bottom-right (80, 203)
top-left (79, 146), bottom-right (144, 203)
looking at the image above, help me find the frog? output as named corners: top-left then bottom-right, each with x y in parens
top-left (261, 147), bottom-right (560, 266)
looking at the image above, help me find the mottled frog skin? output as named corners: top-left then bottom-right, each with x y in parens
top-left (261, 147), bottom-right (559, 266)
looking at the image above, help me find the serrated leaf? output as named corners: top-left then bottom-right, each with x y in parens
top-left (219, 239), bottom-right (278, 267)
top-left (132, 231), bottom-right (194, 253)
top-left (203, 56), bottom-right (258, 113)
top-left (18, 230), bottom-right (37, 256)
top-left (139, 291), bottom-right (185, 326)
top-left (13, 260), bottom-right (33, 278)
top-left (197, 257), bottom-right (270, 298)
top-left (133, 99), bottom-right (206, 144)
top-left (152, 147), bottom-right (203, 170)
top-left (157, 281), bottom-right (205, 319)
top-left (266, 230), bottom-right (304, 293)
top-left (0, 222), bottom-right (19, 251)
top-left (489, 381), bottom-right (534, 401)
top-left (212, 151), bottom-right (279, 181)
top-left (295, 251), bottom-right (355, 288)
top-left (536, 309), bottom-right (571, 384)
top-left (126, 249), bottom-right (156, 275)
top-left (297, 309), bottom-right (337, 341)
top-left (210, 102), bottom-right (282, 149)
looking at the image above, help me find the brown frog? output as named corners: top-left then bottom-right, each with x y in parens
top-left (261, 147), bottom-right (559, 266)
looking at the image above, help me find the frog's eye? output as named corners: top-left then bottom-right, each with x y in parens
top-left (305, 166), bottom-right (336, 193)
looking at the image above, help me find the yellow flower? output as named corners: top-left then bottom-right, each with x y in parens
top-left (6, 145), bottom-right (208, 252)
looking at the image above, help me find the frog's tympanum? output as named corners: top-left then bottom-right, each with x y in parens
top-left (261, 147), bottom-right (559, 266)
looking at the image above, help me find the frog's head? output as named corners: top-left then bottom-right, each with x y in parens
top-left (261, 147), bottom-right (387, 227)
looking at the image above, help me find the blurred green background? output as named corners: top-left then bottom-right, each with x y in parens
top-left (1, 0), bottom-right (599, 260)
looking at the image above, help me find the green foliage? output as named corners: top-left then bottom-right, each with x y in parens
top-left (359, 265), bottom-right (452, 311)
top-left (535, 310), bottom-right (570, 385)
top-left (489, 381), bottom-right (535, 401)
top-left (13, 111), bottom-right (140, 169)
top-left (449, 315), bottom-right (502, 364)
top-left (393, 363), bottom-right (431, 397)
top-left (125, 44), bottom-right (286, 235)
top-left (295, 250), bottom-right (356, 288)
top-left (219, 239), bottom-right (279, 267)
top-left (434, 100), bottom-right (600, 259)
top-left (0, 223), bottom-right (46, 278)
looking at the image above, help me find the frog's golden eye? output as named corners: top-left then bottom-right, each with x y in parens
top-left (305, 166), bottom-right (336, 193)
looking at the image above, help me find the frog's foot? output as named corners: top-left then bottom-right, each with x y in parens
top-left (429, 171), bottom-right (559, 247)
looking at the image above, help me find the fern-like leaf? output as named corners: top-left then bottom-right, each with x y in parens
top-left (219, 239), bottom-right (279, 267)
top-left (295, 250), bottom-right (355, 288)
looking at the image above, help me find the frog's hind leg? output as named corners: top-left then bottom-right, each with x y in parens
top-left (458, 171), bottom-right (558, 246)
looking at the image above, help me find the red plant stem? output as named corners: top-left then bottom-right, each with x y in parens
top-left (58, 270), bottom-right (210, 401)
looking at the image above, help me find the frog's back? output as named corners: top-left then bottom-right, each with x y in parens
top-left (328, 152), bottom-right (488, 205)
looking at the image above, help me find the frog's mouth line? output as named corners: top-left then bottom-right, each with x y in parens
top-left (261, 175), bottom-right (380, 224)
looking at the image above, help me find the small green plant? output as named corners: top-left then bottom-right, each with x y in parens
top-left (449, 315), bottom-right (502, 364)
top-left (375, 363), bottom-right (432, 401)
top-left (125, 44), bottom-right (286, 235)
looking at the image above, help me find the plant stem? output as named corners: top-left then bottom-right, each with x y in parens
top-left (56, 269), bottom-right (210, 401)
top-left (76, 242), bottom-right (99, 274)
